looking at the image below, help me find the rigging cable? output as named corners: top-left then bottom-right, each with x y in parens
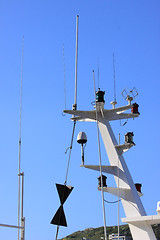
top-left (64, 120), bottom-right (76, 185)
top-left (56, 120), bottom-right (76, 237)
top-left (118, 133), bottom-right (120, 240)
top-left (93, 70), bottom-right (107, 240)
top-left (104, 199), bottom-right (121, 204)
top-left (18, 36), bottom-right (24, 240)
top-left (55, 120), bottom-right (76, 240)
top-left (120, 118), bottom-right (128, 127)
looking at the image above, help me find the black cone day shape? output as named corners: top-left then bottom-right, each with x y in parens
top-left (50, 184), bottom-right (74, 227)
top-left (56, 184), bottom-right (73, 204)
top-left (51, 205), bottom-right (67, 227)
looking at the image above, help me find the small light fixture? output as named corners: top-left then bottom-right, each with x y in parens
top-left (125, 132), bottom-right (135, 144)
top-left (98, 175), bottom-right (107, 187)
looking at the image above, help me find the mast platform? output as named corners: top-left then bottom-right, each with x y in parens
top-left (122, 215), bottom-right (160, 225)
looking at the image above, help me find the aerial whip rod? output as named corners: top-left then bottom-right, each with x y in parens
top-left (74, 15), bottom-right (79, 110)
top-left (93, 70), bottom-right (107, 240)
top-left (113, 53), bottom-right (116, 102)
top-left (98, 57), bottom-right (100, 89)
top-left (18, 36), bottom-right (24, 240)
top-left (65, 14), bottom-right (79, 185)
top-left (19, 36), bottom-right (24, 174)
top-left (54, 16), bottom-right (79, 240)
top-left (63, 44), bottom-right (66, 111)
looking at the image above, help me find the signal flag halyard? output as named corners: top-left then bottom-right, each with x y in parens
top-left (50, 183), bottom-right (74, 227)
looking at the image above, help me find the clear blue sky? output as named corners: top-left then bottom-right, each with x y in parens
top-left (0, 0), bottom-right (160, 239)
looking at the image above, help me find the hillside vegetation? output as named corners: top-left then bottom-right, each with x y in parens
top-left (60, 224), bottom-right (160, 240)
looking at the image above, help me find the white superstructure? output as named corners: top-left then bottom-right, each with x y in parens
top-left (64, 89), bottom-right (160, 240)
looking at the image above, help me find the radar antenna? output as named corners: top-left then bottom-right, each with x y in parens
top-left (121, 87), bottom-right (138, 105)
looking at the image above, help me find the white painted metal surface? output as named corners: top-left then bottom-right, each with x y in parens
top-left (65, 99), bottom-right (160, 240)
top-left (122, 215), bottom-right (160, 225)
top-left (157, 201), bottom-right (160, 215)
top-left (0, 224), bottom-right (23, 229)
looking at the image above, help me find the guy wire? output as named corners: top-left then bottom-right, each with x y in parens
top-left (55, 120), bottom-right (76, 240)
top-left (118, 133), bottom-right (120, 240)
top-left (64, 121), bottom-right (76, 185)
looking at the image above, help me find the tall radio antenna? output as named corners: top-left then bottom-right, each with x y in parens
top-left (53, 16), bottom-right (79, 240)
top-left (73, 15), bottom-right (79, 111)
top-left (18, 36), bottom-right (24, 240)
top-left (98, 57), bottom-right (100, 89)
top-left (63, 44), bottom-right (66, 111)
top-left (111, 53), bottom-right (117, 109)
top-left (113, 53), bottom-right (116, 102)
top-left (0, 36), bottom-right (25, 240)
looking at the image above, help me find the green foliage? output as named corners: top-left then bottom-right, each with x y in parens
top-left (60, 224), bottom-right (160, 240)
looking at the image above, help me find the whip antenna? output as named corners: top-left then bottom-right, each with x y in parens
top-left (18, 36), bottom-right (24, 240)
top-left (19, 36), bottom-right (24, 174)
top-left (65, 14), bottom-right (79, 183)
top-left (110, 53), bottom-right (117, 109)
top-left (52, 16), bottom-right (79, 240)
top-left (113, 53), bottom-right (116, 102)
top-left (73, 15), bottom-right (79, 110)
top-left (63, 44), bottom-right (66, 111)
top-left (98, 57), bottom-right (100, 89)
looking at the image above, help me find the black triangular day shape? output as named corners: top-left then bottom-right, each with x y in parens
top-left (56, 183), bottom-right (74, 205)
top-left (50, 205), bottom-right (67, 227)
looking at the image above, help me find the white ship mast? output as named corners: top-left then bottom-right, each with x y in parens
top-left (64, 89), bottom-right (160, 240)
